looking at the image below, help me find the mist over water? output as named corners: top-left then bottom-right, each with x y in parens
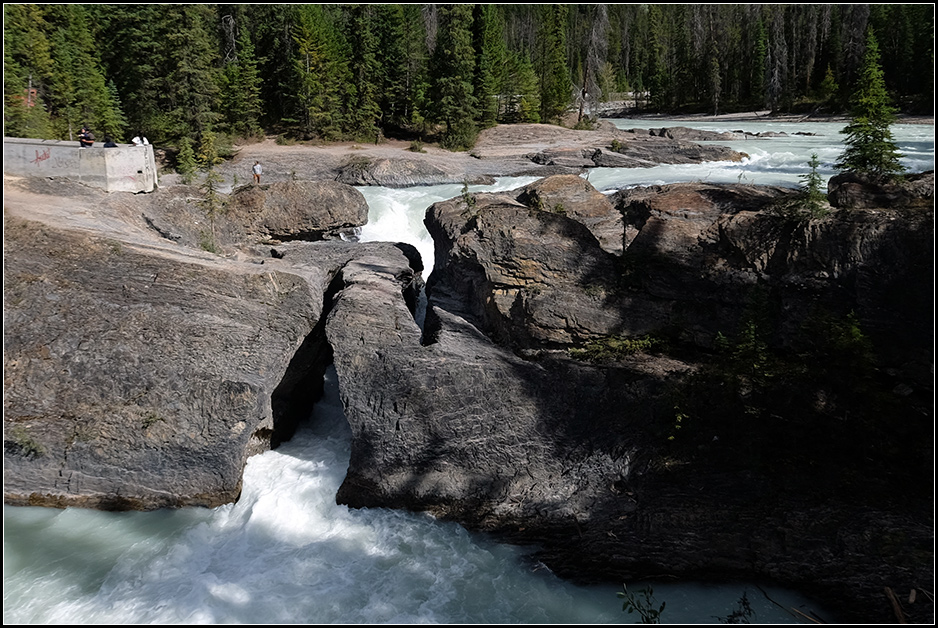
top-left (5, 120), bottom-right (932, 624)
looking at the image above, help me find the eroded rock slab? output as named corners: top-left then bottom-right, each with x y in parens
top-left (2, 211), bottom-right (420, 509)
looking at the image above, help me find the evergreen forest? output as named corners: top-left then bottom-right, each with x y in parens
top-left (4, 4), bottom-right (934, 152)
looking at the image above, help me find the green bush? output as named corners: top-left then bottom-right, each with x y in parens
top-left (569, 335), bottom-right (659, 362)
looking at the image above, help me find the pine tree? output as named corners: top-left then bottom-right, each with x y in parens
top-left (800, 153), bottom-right (828, 218)
top-left (176, 136), bottom-right (197, 185)
top-left (100, 80), bottom-right (128, 140)
top-left (290, 4), bottom-right (348, 140)
top-left (88, 4), bottom-right (165, 141)
top-left (42, 5), bottom-right (121, 140)
top-left (473, 5), bottom-right (507, 129)
top-left (245, 5), bottom-right (300, 129)
top-left (502, 50), bottom-right (540, 123)
top-left (537, 5), bottom-right (572, 123)
top-left (3, 4), bottom-right (54, 138)
top-left (835, 29), bottom-right (905, 180)
top-left (818, 65), bottom-right (839, 106)
top-left (373, 4), bottom-right (409, 131)
top-left (161, 5), bottom-right (222, 141)
top-left (345, 5), bottom-right (383, 142)
top-left (219, 12), bottom-right (264, 139)
top-left (399, 5), bottom-right (431, 133)
top-left (430, 4), bottom-right (478, 150)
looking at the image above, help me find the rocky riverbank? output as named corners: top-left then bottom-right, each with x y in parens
top-left (4, 122), bottom-right (934, 623)
top-left (170, 121), bottom-right (746, 190)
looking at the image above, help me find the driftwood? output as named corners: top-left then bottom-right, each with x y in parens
top-left (789, 606), bottom-right (824, 624)
top-left (884, 587), bottom-right (907, 624)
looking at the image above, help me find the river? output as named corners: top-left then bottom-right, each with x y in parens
top-left (4, 119), bottom-right (933, 624)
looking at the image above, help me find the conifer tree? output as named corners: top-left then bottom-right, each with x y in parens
top-left (537, 5), bottom-right (572, 123)
top-left (87, 4), bottom-right (164, 141)
top-left (800, 153), bottom-right (828, 218)
top-left (502, 51), bottom-right (540, 123)
top-left (161, 5), bottom-right (222, 141)
top-left (42, 5), bottom-right (121, 140)
top-left (176, 136), bottom-right (197, 185)
top-left (473, 5), bottom-right (507, 129)
top-left (345, 4), bottom-right (382, 142)
top-left (373, 4), bottom-right (409, 131)
top-left (219, 13), bottom-right (264, 139)
top-left (245, 4), bottom-right (300, 129)
top-left (818, 65), bottom-right (839, 106)
top-left (835, 29), bottom-right (905, 180)
top-left (3, 4), bottom-right (54, 138)
top-left (291, 4), bottom-right (348, 140)
top-left (430, 4), bottom-right (478, 150)
top-left (399, 4), bottom-right (431, 133)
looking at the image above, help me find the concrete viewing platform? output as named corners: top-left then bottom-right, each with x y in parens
top-left (3, 137), bottom-right (158, 193)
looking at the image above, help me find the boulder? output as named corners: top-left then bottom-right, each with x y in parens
top-left (333, 155), bottom-right (454, 187)
top-left (138, 180), bottom-right (369, 251)
top-left (588, 147), bottom-right (658, 168)
top-left (649, 125), bottom-right (740, 141)
top-left (610, 133), bottom-right (746, 164)
top-left (827, 170), bottom-right (934, 209)
top-left (227, 179), bottom-right (369, 240)
top-left (424, 189), bottom-right (628, 351)
top-left (328, 229), bottom-right (682, 544)
top-left (528, 148), bottom-right (596, 168)
top-left (515, 174), bottom-right (624, 254)
top-left (471, 123), bottom-right (747, 167)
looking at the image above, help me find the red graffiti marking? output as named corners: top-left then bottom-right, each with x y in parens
top-left (31, 148), bottom-right (51, 165)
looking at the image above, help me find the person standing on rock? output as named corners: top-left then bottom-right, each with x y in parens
top-left (252, 161), bottom-right (262, 185)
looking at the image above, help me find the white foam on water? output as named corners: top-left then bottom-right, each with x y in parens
top-left (2, 367), bottom-right (834, 624)
top-left (7, 120), bottom-right (932, 624)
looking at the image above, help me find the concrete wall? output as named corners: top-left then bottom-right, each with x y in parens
top-left (4, 137), bottom-right (158, 193)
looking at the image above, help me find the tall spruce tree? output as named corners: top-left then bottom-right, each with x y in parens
top-left (344, 4), bottom-right (382, 142)
top-left (3, 4), bottom-right (54, 138)
top-left (502, 50), bottom-right (540, 123)
top-left (88, 4), bottom-right (165, 141)
top-left (218, 12), bottom-right (264, 139)
top-left (148, 4), bottom-right (221, 142)
top-left (398, 5), bottom-right (431, 133)
top-left (246, 4), bottom-right (300, 129)
top-left (42, 5), bottom-right (123, 140)
top-left (473, 4), bottom-right (507, 129)
top-left (291, 4), bottom-right (346, 140)
top-left (835, 29), bottom-right (905, 180)
top-left (430, 4), bottom-right (477, 150)
top-left (536, 4), bottom-right (572, 123)
top-left (373, 4), bottom-right (409, 131)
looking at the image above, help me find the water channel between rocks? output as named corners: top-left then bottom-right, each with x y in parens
top-left (5, 119), bottom-right (933, 624)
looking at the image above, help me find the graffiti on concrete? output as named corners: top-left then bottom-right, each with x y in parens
top-left (30, 148), bottom-right (51, 165)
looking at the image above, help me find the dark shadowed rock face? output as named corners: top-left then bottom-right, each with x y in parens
top-left (827, 169), bottom-right (934, 209)
top-left (422, 176), bottom-right (932, 386)
top-left (365, 174), bottom-right (931, 623)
